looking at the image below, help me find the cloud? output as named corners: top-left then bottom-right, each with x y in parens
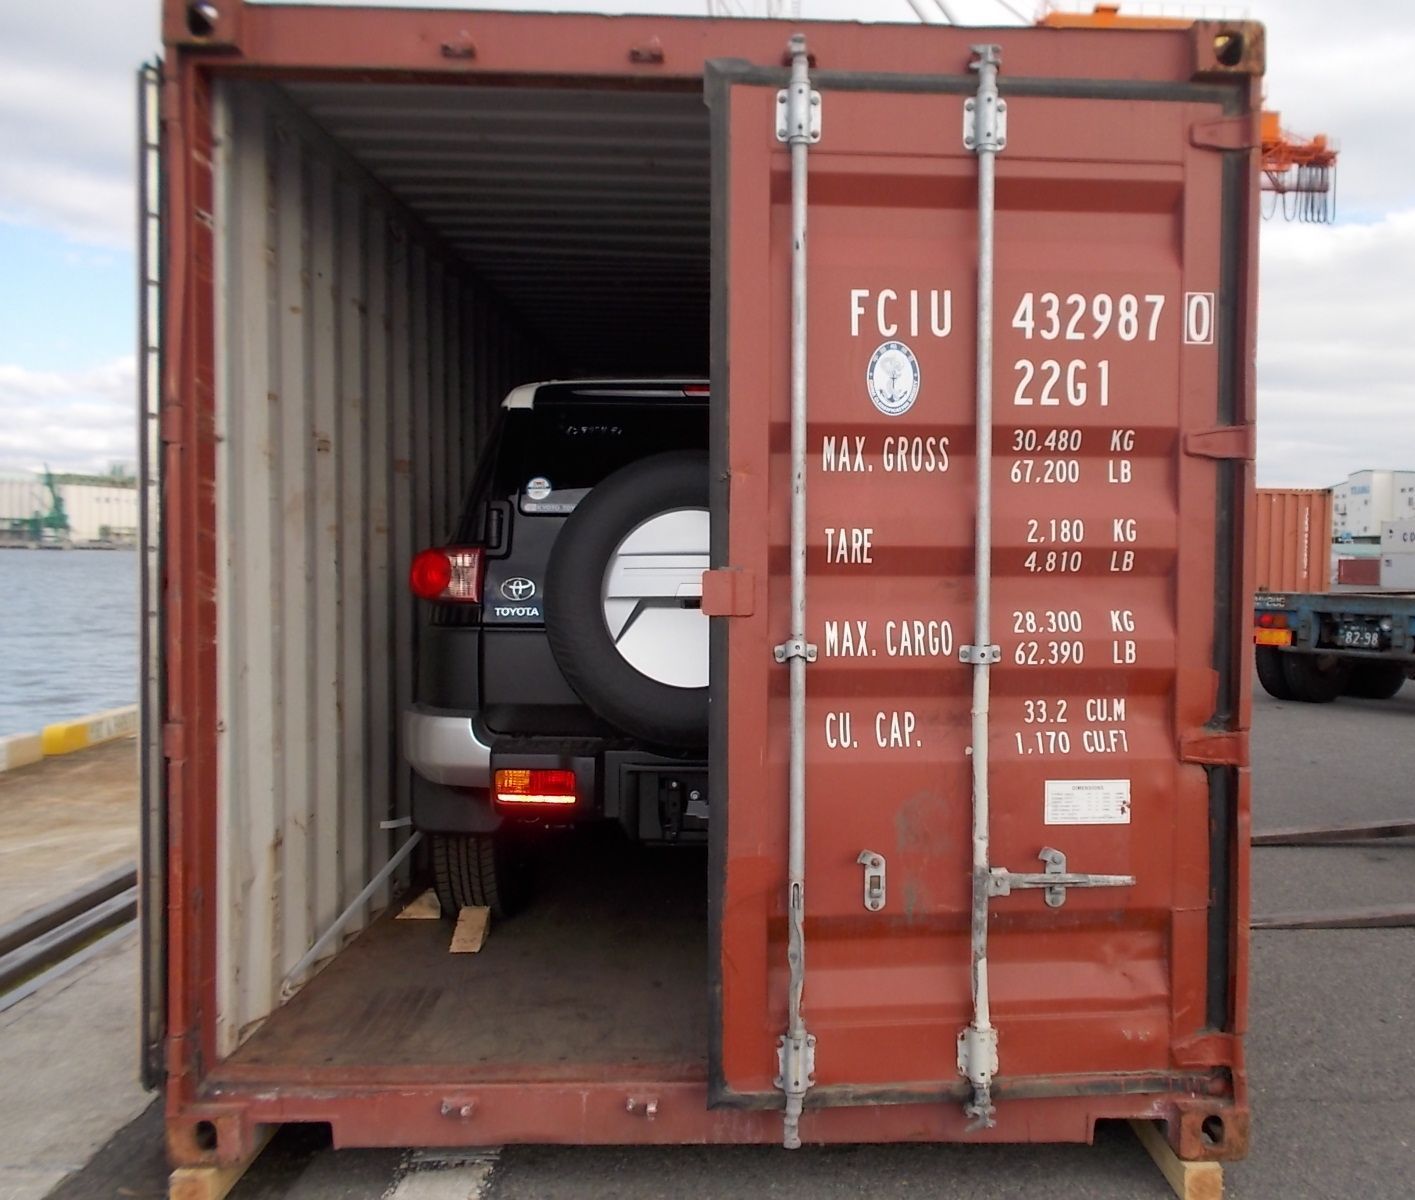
top-left (0, 0), bottom-right (1410, 494)
top-left (1256, 208), bottom-right (1415, 486)
top-left (0, 358), bottom-right (137, 474)
top-left (0, 2), bottom-right (159, 248)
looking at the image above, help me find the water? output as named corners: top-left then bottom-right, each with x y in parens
top-left (0, 550), bottom-right (139, 737)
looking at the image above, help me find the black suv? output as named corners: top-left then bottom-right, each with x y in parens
top-left (404, 380), bottom-right (710, 916)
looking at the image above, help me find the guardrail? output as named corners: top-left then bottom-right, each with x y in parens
top-left (0, 704), bottom-right (139, 774)
top-left (0, 863), bottom-right (138, 1013)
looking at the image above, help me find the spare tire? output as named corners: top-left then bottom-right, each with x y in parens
top-left (544, 450), bottom-right (709, 748)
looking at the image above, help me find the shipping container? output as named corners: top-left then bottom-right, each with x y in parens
top-left (1337, 557), bottom-right (1381, 588)
top-left (1380, 556), bottom-right (1415, 591)
top-left (1254, 487), bottom-right (1331, 593)
top-left (144, 1), bottom-right (1260, 1169)
top-left (1380, 519), bottom-right (1415, 553)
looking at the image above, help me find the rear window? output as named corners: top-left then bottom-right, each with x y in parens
top-left (495, 394), bottom-right (707, 498)
top-left (457, 388), bottom-right (707, 542)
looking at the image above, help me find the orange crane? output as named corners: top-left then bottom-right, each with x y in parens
top-left (1260, 112), bottom-right (1338, 223)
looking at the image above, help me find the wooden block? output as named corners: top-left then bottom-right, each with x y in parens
top-left (450, 906), bottom-right (490, 953)
top-left (1130, 1119), bottom-right (1223, 1200)
top-left (169, 1129), bottom-right (274, 1200)
top-left (396, 888), bottom-right (443, 920)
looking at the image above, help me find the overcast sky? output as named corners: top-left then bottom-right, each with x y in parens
top-left (0, 0), bottom-right (1411, 485)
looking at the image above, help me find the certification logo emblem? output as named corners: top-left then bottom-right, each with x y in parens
top-left (499, 577), bottom-right (537, 602)
top-left (866, 340), bottom-right (921, 417)
top-left (525, 476), bottom-right (552, 502)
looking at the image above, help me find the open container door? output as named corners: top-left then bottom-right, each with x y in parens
top-left (707, 30), bottom-right (1257, 1155)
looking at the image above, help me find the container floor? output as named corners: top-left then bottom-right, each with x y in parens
top-left (214, 830), bottom-right (709, 1082)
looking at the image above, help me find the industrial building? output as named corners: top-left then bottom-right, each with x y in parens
top-left (0, 469), bottom-right (138, 547)
top-left (1331, 469), bottom-right (1415, 540)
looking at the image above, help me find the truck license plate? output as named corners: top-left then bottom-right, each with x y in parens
top-left (1335, 623), bottom-right (1381, 649)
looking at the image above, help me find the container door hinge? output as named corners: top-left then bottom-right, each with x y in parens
top-left (161, 721), bottom-right (185, 762)
top-left (159, 404), bottom-right (184, 445)
top-left (856, 850), bottom-right (886, 912)
top-left (1190, 115), bottom-right (1259, 151)
top-left (700, 567), bottom-right (756, 617)
top-left (1180, 727), bottom-right (1248, 767)
top-left (987, 848), bottom-right (1135, 908)
top-left (1185, 424), bottom-right (1255, 461)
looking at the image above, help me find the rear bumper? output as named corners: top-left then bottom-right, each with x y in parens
top-left (402, 707), bottom-right (492, 787)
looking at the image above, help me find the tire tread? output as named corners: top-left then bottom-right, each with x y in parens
top-left (1255, 646), bottom-right (1297, 700)
top-left (431, 832), bottom-right (524, 918)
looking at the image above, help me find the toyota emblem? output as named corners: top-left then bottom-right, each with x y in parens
top-left (499, 577), bottom-right (537, 601)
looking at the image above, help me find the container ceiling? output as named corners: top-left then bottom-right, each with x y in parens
top-left (284, 82), bottom-right (711, 374)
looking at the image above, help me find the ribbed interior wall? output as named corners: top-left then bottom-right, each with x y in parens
top-left (212, 81), bottom-right (539, 1054)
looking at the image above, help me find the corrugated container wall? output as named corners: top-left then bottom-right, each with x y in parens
top-left (211, 82), bottom-right (540, 1050)
top-left (1254, 488), bottom-right (1330, 593)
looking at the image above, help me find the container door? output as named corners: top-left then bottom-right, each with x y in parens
top-left (706, 57), bottom-right (1251, 1125)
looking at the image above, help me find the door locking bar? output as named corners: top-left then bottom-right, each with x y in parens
top-left (988, 848), bottom-right (1135, 909)
top-left (772, 32), bottom-right (820, 1153)
top-left (957, 39), bottom-right (1005, 1136)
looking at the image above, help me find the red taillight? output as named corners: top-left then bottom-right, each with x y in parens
top-left (409, 547), bottom-right (483, 603)
top-left (494, 768), bottom-right (577, 806)
top-left (1256, 612), bottom-right (1289, 629)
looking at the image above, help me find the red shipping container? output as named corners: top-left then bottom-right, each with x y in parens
top-left (1255, 488), bottom-right (1331, 593)
top-left (141, 1), bottom-right (1258, 1170)
top-left (1338, 558), bottom-right (1380, 587)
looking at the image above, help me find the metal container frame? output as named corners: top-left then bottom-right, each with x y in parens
top-left (148, 0), bottom-right (1261, 1167)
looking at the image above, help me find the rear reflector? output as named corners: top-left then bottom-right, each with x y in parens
top-left (1254, 628), bottom-right (1293, 646)
top-left (494, 768), bottom-right (577, 806)
top-left (409, 546), bottom-right (484, 603)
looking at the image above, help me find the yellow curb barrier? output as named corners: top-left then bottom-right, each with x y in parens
top-left (39, 705), bottom-right (140, 759)
top-left (0, 732), bottom-right (45, 773)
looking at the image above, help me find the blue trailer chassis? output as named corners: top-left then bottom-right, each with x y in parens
top-left (1255, 591), bottom-right (1415, 664)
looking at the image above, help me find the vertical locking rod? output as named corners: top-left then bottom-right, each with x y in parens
top-left (774, 32), bottom-right (818, 1151)
top-left (958, 42), bottom-right (1005, 1132)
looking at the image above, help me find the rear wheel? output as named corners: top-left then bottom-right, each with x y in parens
top-left (431, 832), bottom-right (531, 919)
top-left (1254, 646), bottom-right (1297, 700)
top-left (1343, 661), bottom-right (1409, 700)
top-left (1280, 652), bottom-right (1351, 703)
